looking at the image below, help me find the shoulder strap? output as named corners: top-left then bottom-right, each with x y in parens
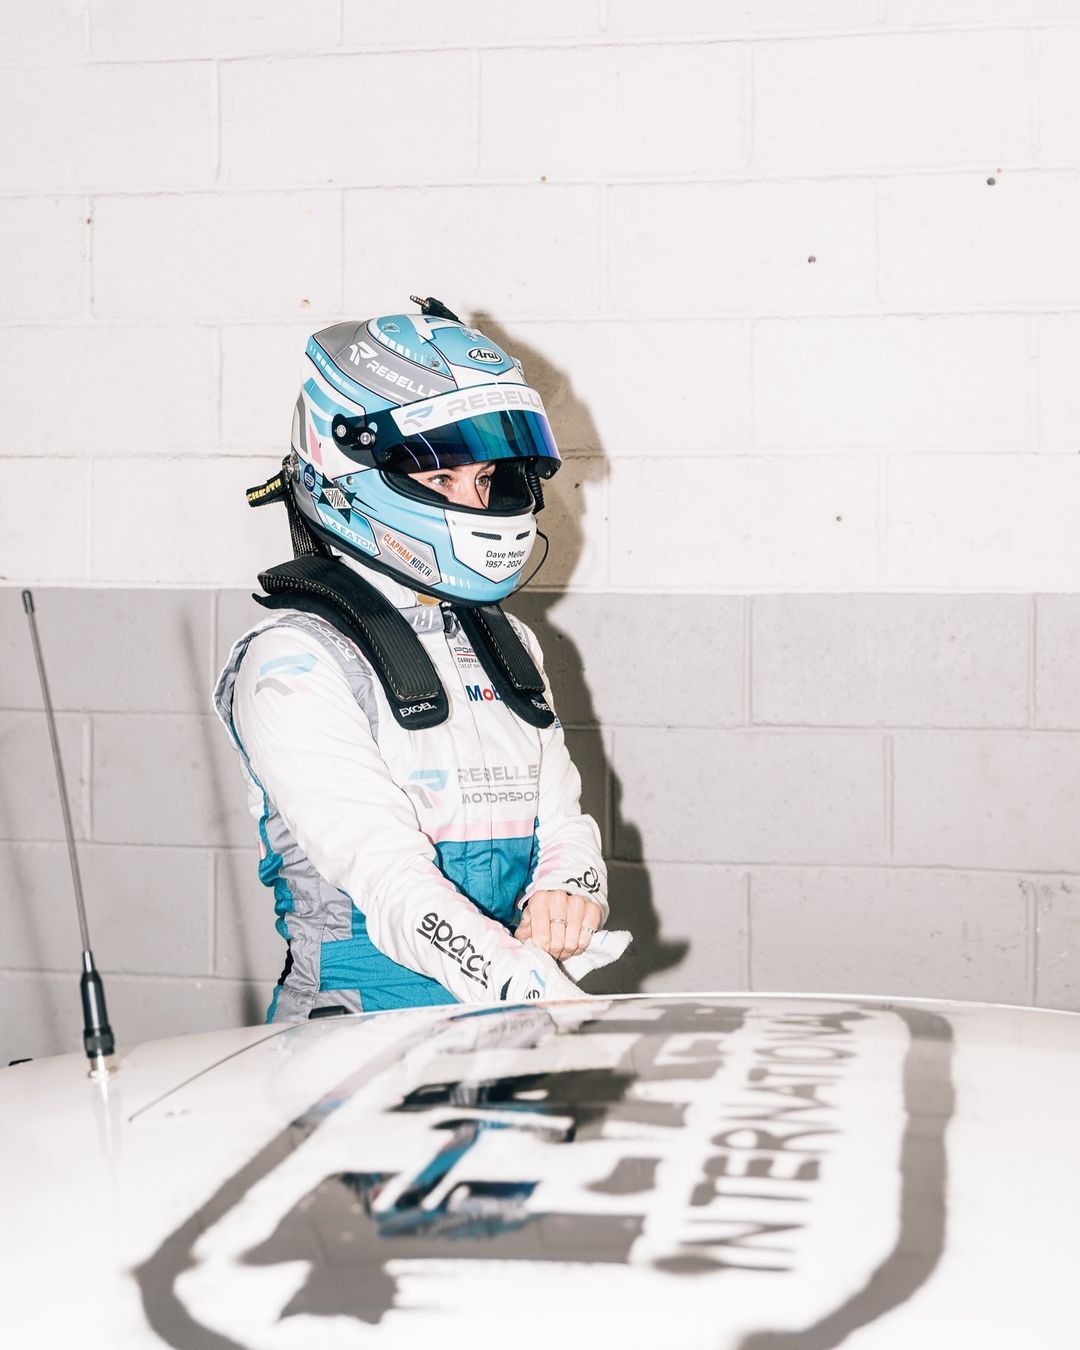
top-left (254, 557), bottom-right (449, 729)
top-left (453, 604), bottom-right (555, 729)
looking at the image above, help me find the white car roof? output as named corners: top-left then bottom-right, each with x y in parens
top-left (3, 992), bottom-right (1077, 1348)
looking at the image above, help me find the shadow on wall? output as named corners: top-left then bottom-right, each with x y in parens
top-left (479, 314), bottom-right (687, 993)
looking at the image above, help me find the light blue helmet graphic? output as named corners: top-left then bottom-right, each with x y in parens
top-left (288, 304), bottom-right (560, 604)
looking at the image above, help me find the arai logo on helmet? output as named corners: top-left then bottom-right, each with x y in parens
top-left (468, 347), bottom-right (502, 364)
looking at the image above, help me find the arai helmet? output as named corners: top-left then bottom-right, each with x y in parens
top-left (286, 306), bottom-right (560, 604)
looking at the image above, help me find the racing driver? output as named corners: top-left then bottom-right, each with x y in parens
top-left (214, 299), bottom-right (613, 1019)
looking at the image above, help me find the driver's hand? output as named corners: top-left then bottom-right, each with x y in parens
top-left (515, 890), bottom-right (604, 961)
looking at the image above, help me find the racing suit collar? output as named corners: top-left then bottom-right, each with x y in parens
top-left (335, 551), bottom-right (445, 634)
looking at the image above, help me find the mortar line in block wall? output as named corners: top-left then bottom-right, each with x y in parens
top-left (84, 459), bottom-right (94, 579)
top-left (879, 453), bottom-right (890, 585)
top-left (207, 849), bottom-right (218, 977)
top-left (1029, 313), bottom-right (1041, 454)
top-left (1029, 597), bottom-right (1038, 728)
top-left (12, 302), bottom-right (1080, 324)
top-left (86, 196), bottom-right (97, 315)
top-left (30, 446), bottom-right (1080, 464)
top-left (598, 183), bottom-right (609, 313)
top-left (84, 714), bottom-right (94, 843)
top-left (26, 714), bottom-right (1080, 736)
top-left (82, 196), bottom-right (93, 320)
top-left (472, 48), bottom-right (482, 176)
top-left (211, 60), bottom-right (221, 184)
top-left (884, 733), bottom-right (894, 862)
top-left (6, 843), bottom-right (1080, 883)
top-left (170, 24), bottom-right (1080, 59)
top-left (746, 319), bottom-right (757, 449)
top-left (10, 162), bottom-right (1080, 201)
top-left (604, 727), bottom-right (615, 854)
top-left (212, 324), bottom-right (223, 444)
top-left (877, 452), bottom-right (888, 583)
top-left (208, 588), bottom-right (220, 696)
top-left (17, 581), bottom-right (1080, 599)
top-left (336, 189), bottom-right (346, 309)
top-left (605, 727), bottom-right (616, 854)
top-left (619, 862), bottom-right (1080, 880)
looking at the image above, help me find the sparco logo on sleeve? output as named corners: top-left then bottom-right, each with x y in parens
top-left (417, 912), bottom-right (491, 987)
top-left (565, 867), bottom-right (601, 896)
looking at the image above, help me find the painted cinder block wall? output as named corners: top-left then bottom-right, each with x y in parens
top-left (3, 1), bottom-right (1080, 1063)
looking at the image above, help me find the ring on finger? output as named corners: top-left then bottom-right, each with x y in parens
top-left (551, 917), bottom-right (566, 926)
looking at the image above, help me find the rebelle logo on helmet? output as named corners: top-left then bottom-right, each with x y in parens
top-left (284, 299), bottom-right (560, 605)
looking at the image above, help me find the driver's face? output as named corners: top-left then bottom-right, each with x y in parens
top-left (408, 461), bottom-right (495, 509)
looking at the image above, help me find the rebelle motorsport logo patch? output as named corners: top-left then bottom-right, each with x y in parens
top-left (135, 998), bottom-right (956, 1349)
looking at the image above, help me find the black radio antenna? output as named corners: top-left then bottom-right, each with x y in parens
top-left (22, 590), bottom-right (117, 1079)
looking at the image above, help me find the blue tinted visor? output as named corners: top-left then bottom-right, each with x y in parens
top-left (383, 406), bottom-right (561, 476)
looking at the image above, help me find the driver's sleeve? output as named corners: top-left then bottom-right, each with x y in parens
top-left (232, 626), bottom-right (578, 1005)
top-left (511, 619), bottom-right (609, 924)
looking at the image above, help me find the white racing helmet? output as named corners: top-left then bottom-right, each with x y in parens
top-left (286, 301), bottom-right (560, 605)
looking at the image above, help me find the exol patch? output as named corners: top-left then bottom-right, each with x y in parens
top-left (416, 911), bottom-right (491, 987)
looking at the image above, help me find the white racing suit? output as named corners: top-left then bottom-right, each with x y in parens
top-left (213, 567), bottom-right (608, 1019)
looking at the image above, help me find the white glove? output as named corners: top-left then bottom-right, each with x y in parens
top-left (499, 940), bottom-right (588, 1003)
top-left (561, 928), bottom-right (632, 983)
